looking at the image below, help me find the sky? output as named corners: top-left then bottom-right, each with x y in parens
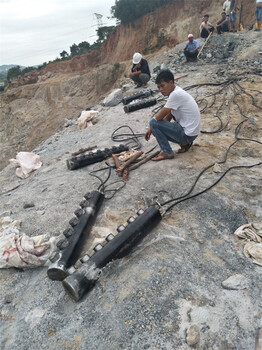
top-left (0, 0), bottom-right (117, 67)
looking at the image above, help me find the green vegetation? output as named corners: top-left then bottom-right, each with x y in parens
top-left (7, 66), bottom-right (21, 81)
top-left (111, 0), bottom-right (173, 24)
top-left (59, 26), bottom-right (116, 61)
top-left (97, 26), bottom-right (117, 42)
top-left (6, 65), bottom-right (36, 83)
top-left (112, 62), bottom-right (120, 79)
top-left (0, 72), bottom-right (7, 89)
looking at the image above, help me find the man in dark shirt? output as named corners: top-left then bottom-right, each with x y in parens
top-left (129, 52), bottom-right (151, 88)
top-left (216, 12), bottom-right (230, 34)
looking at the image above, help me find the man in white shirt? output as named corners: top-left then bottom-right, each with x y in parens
top-left (223, 0), bottom-right (231, 15)
top-left (145, 70), bottom-right (201, 161)
top-left (255, 0), bottom-right (262, 31)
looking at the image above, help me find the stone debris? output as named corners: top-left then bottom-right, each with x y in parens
top-left (64, 118), bottom-right (78, 127)
top-left (221, 274), bottom-right (249, 290)
top-left (102, 88), bottom-right (123, 107)
top-left (186, 325), bottom-right (200, 346)
top-left (256, 329), bottom-right (262, 350)
top-left (213, 163), bottom-right (223, 173)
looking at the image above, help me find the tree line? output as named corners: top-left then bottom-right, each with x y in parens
top-left (111, 0), bottom-right (173, 24)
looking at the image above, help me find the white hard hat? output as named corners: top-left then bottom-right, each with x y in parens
top-left (188, 34), bottom-right (194, 38)
top-left (133, 52), bottom-right (142, 64)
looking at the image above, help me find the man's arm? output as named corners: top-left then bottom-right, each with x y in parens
top-left (192, 41), bottom-right (199, 53)
top-left (130, 70), bottom-right (141, 77)
top-left (130, 63), bottom-right (142, 76)
top-left (154, 107), bottom-right (172, 121)
top-left (145, 107), bottom-right (172, 141)
top-left (217, 18), bottom-right (226, 27)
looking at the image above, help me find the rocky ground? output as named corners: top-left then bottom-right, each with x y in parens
top-left (0, 31), bottom-right (261, 350)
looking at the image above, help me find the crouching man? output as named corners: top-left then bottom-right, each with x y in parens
top-left (216, 12), bottom-right (230, 34)
top-left (184, 34), bottom-right (199, 62)
top-left (129, 52), bottom-right (151, 88)
top-left (145, 70), bottom-right (201, 161)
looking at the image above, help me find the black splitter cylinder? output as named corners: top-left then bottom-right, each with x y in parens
top-left (62, 205), bottom-right (162, 301)
top-left (122, 89), bottom-right (153, 105)
top-left (47, 190), bottom-right (104, 281)
top-left (124, 97), bottom-right (157, 113)
top-left (67, 144), bottom-right (129, 170)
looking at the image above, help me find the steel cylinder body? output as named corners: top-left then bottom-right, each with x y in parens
top-left (62, 205), bottom-right (162, 301)
top-left (124, 97), bottom-right (157, 113)
top-left (122, 89), bottom-right (152, 105)
top-left (67, 144), bottom-right (129, 170)
top-left (47, 190), bottom-right (104, 281)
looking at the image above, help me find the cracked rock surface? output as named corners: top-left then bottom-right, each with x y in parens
top-left (0, 31), bottom-right (261, 350)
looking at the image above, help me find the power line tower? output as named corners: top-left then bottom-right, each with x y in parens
top-left (94, 13), bottom-right (103, 28)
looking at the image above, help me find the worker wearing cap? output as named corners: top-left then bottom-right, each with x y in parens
top-left (184, 34), bottom-right (199, 62)
top-left (129, 52), bottom-right (151, 88)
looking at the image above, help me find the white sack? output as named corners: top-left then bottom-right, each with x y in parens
top-left (9, 152), bottom-right (42, 179)
top-left (78, 110), bottom-right (98, 130)
top-left (0, 216), bottom-right (57, 268)
top-left (234, 223), bottom-right (262, 266)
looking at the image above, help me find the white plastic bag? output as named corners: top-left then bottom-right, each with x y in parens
top-left (78, 110), bottom-right (98, 130)
top-left (9, 152), bottom-right (42, 179)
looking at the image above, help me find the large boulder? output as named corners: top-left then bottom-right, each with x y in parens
top-left (102, 88), bottom-right (123, 107)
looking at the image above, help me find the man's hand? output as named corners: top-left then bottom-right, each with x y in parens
top-left (133, 63), bottom-right (141, 71)
top-left (145, 128), bottom-right (152, 141)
